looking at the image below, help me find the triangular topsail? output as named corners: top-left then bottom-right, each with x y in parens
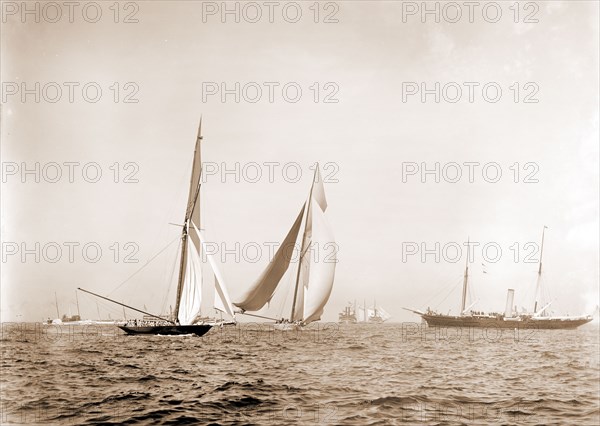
top-left (311, 166), bottom-right (328, 212)
top-left (234, 204), bottom-right (305, 312)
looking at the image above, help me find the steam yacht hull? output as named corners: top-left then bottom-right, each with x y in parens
top-left (422, 314), bottom-right (592, 329)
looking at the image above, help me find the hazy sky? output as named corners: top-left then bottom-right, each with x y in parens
top-left (1, 1), bottom-right (598, 323)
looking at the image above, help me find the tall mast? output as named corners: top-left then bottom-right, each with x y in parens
top-left (533, 226), bottom-right (547, 313)
top-left (290, 166), bottom-right (318, 322)
top-left (173, 118), bottom-right (203, 323)
top-left (75, 291), bottom-right (80, 317)
top-left (460, 238), bottom-right (470, 315)
top-left (54, 292), bottom-right (60, 319)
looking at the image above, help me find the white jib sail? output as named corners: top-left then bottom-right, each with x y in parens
top-left (375, 307), bottom-right (392, 321)
top-left (234, 204), bottom-right (305, 312)
top-left (191, 222), bottom-right (235, 318)
top-left (177, 237), bottom-right (203, 325)
top-left (301, 199), bottom-right (336, 324)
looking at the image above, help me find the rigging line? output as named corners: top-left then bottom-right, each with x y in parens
top-left (79, 288), bottom-right (176, 324)
top-left (432, 277), bottom-right (463, 310)
top-left (239, 312), bottom-right (280, 321)
top-left (147, 163), bottom-right (189, 261)
top-left (421, 274), bottom-right (463, 308)
top-left (160, 237), bottom-right (183, 316)
top-left (107, 236), bottom-right (180, 296)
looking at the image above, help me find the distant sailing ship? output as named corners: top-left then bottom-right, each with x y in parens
top-left (79, 119), bottom-right (236, 336)
top-left (338, 303), bottom-right (357, 323)
top-left (405, 228), bottom-right (594, 330)
top-left (339, 300), bottom-right (391, 324)
top-left (45, 292), bottom-right (82, 325)
top-left (234, 166), bottom-right (336, 329)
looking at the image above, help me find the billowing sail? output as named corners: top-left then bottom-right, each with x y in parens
top-left (291, 204), bottom-right (312, 322)
top-left (312, 166), bottom-right (328, 212)
top-left (301, 200), bottom-right (336, 324)
top-left (234, 204), bottom-right (305, 312)
top-left (177, 238), bottom-right (203, 325)
top-left (291, 257), bottom-right (308, 321)
top-left (192, 222), bottom-right (235, 318)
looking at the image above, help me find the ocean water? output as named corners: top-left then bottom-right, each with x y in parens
top-left (1, 322), bottom-right (599, 425)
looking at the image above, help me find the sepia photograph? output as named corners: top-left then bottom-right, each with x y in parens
top-left (1, 1), bottom-right (599, 424)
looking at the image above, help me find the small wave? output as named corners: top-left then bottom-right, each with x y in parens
top-left (368, 395), bottom-right (427, 406)
top-left (346, 344), bottom-right (367, 350)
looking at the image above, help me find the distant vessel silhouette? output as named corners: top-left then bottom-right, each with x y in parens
top-left (339, 300), bottom-right (391, 324)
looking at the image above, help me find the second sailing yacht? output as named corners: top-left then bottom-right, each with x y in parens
top-left (234, 165), bottom-right (337, 329)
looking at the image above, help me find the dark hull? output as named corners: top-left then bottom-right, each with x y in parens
top-left (118, 325), bottom-right (212, 336)
top-left (422, 314), bottom-right (593, 330)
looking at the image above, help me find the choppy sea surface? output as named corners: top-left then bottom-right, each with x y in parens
top-left (1, 322), bottom-right (599, 425)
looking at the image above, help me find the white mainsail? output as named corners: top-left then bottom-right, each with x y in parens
top-left (301, 200), bottom-right (336, 324)
top-left (234, 205), bottom-right (305, 312)
top-left (177, 237), bottom-right (203, 325)
top-left (174, 121), bottom-right (204, 324)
